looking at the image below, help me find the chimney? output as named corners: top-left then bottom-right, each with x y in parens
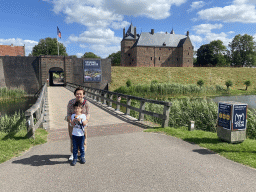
top-left (134, 27), bottom-right (136, 39)
top-left (186, 31), bottom-right (189, 36)
top-left (123, 28), bottom-right (125, 38)
top-left (151, 29), bottom-right (154, 35)
top-left (11, 44), bottom-right (14, 47)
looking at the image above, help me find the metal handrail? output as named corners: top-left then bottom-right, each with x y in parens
top-left (25, 83), bottom-right (47, 138)
top-left (66, 82), bottom-right (171, 127)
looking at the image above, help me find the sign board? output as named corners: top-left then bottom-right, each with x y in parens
top-left (233, 104), bottom-right (247, 130)
top-left (83, 60), bottom-right (101, 82)
top-left (218, 103), bottom-right (232, 129)
top-left (218, 101), bottom-right (247, 130)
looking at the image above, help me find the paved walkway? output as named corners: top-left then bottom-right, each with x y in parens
top-left (1, 87), bottom-right (256, 191)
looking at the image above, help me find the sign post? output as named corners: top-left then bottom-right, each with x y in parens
top-left (217, 101), bottom-right (247, 143)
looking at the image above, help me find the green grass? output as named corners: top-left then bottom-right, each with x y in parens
top-left (145, 127), bottom-right (256, 169)
top-left (0, 128), bottom-right (48, 164)
top-left (0, 87), bottom-right (26, 103)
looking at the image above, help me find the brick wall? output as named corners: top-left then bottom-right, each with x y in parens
top-left (0, 45), bottom-right (25, 56)
top-left (0, 56), bottom-right (40, 94)
top-left (182, 37), bottom-right (194, 67)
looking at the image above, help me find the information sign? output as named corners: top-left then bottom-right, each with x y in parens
top-left (83, 60), bottom-right (101, 82)
top-left (232, 104), bottom-right (247, 130)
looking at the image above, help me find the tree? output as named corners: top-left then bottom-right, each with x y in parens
top-left (225, 80), bottom-right (233, 90)
top-left (197, 79), bottom-right (204, 88)
top-left (108, 51), bottom-right (121, 66)
top-left (197, 40), bottom-right (228, 67)
top-left (228, 34), bottom-right (256, 67)
top-left (82, 52), bottom-right (101, 58)
top-left (31, 37), bottom-right (68, 56)
top-left (70, 55), bottom-right (77, 58)
top-left (244, 80), bottom-right (252, 90)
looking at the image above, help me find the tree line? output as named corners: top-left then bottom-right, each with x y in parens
top-left (29, 37), bottom-right (121, 66)
top-left (29, 34), bottom-right (256, 67)
top-left (195, 34), bottom-right (256, 67)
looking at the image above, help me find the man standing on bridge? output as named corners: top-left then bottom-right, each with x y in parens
top-left (67, 87), bottom-right (90, 161)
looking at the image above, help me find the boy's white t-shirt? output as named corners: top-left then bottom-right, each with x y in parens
top-left (71, 114), bottom-right (86, 136)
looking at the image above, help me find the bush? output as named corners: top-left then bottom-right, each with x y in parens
top-left (197, 79), bottom-right (204, 88)
top-left (225, 80), bottom-right (233, 90)
top-left (151, 80), bottom-right (158, 84)
top-left (126, 79), bottom-right (132, 87)
top-left (0, 111), bottom-right (26, 133)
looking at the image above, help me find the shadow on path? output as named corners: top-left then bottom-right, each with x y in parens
top-left (12, 155), bottom-right (70, 166)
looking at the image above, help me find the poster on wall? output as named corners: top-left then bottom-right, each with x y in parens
top-left (218, 102), bottom-right (231, 129)
top-left (83, 60), bottom-right (101, 82)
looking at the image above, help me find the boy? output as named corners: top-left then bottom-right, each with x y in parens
top-left (70, 101), bottom-right (87, 166)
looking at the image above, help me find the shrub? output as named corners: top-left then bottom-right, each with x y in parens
top-left (244, 80), bottom-right (251, 90)
top-left (197, 79), bottom-right (204, 88)
top-left (126, 79), bottom-right (132, 87)
top-left (151, 80), bottom-right (158, 84)
top-left (225, 80), bottom-right (233, 90)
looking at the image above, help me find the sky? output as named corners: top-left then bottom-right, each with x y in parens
top-left (1, 0), bottom-right (256, 58)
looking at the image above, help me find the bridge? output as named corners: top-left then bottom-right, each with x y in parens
top-left (1, 86), bottom-right (256, 191)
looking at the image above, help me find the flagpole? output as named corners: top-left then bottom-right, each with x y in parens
top-left (57, 35), bottom-right (59, 56)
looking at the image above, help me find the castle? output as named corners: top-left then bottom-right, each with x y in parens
top-left (121, 24), bottom-right (193, 67)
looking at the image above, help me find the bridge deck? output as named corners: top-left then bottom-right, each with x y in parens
top-left (47, 87), bottom-right (155, 141)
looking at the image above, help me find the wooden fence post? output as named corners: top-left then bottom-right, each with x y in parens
top-left (162, 102), bottom-right (171, 128)
top-left (125, 97), bottom-right (131, 115)
top-left (109, 94), bottom-right (113, 107)
top-left (103, 92), bottom-right (107, 105)
top-left (25, 113), bottom-right (34, 138)
top-left (138, 100), bottom-right (145, 121)
top-left (116, 96), bottom-right (121, 111)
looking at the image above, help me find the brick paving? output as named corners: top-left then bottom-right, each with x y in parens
top-left (47, 87), bottom-right (155, 142)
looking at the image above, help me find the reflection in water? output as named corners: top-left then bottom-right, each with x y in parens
top-left (0, 97), bottom-right (37, 116)
top-left (210, 95), bottom-right (256, 109)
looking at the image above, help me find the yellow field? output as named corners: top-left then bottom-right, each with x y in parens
top-left (110, 67), bottom-right (256, 93)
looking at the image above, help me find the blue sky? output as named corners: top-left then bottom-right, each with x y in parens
top-left (1, 0), bottom-right (256, 58)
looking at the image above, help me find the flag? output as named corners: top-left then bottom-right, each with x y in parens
top-left (57, 26), bottom-right (61, 39)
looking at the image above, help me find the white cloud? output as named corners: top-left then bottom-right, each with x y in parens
top-left (228, 31), bottom-right (235, 34)
top-left (190, 35), bottom-right (203, 43)
top-left (111, 21), bottom-right (130, 30)
top-left (204, 32), bottom-right (232, 46)
top-left (192, 24), bottom-right (223, 34)
top-left (0, 38), bottom-right (38, 56)
top-left (76, 53), bottom-right (84, 58)
top-left (68, 28), bottom-right (121, 45)
top-left (90, 44), bottom-right (121, 58)
top-left (198, 1), bottom-right (256, 23)
top-left (188, 1), bottom-right (205, 12)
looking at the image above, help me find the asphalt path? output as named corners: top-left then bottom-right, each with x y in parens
top-left (1, 87), bottom-right (256, 191)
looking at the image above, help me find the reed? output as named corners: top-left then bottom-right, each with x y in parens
top-left (0, 111), bottom-right (26, 133)
top-left (0, 87), bottom-right (26, 102)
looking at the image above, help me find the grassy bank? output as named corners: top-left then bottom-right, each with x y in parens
top-left (110, 67), bottom-right (256, 95)
top-left (0, 112), bottom-right (48, 164)
top-left (144, 127), bottom-right (256, 169)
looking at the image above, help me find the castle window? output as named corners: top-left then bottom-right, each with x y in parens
top-left (168, 58), bottom-right (170, 61)
top-left (159, 48), bottom-right (161, 50)
top-left (188, 52), bottom-right (189, 55)
top-left (159, 57), bottom-right (160, 60)
top-left (128, 53), bottom-right (130, 56)
top-left (177, 58), bottom-right (178, 61)
top-left (189, 47), bottom-right (191, 50)
top-left (188, 60), bottom-right (189, 62)
top-left (151, 57), bottom-right (152, 60)
top-left (132, 59), bottom-right (134, 62)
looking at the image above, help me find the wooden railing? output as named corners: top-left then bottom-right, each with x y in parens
top-left (66, 82), bottom-right (171, 127)
top-left (25, 83), bottom-right (48, 138)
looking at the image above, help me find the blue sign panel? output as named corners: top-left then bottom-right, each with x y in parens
top-left (218, 103), bottom-right (231, 129)
top-left (233, 105), bottom-right (247, 130)
top-left (83, 60), bottom-right (101, 82)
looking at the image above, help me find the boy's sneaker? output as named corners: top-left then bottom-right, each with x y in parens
top-left (80, 157), bottom-right (86, 164)
top-left (71, 159), bottom-right (77, 166)
top-left (69, 154), bottom-right (73, 161)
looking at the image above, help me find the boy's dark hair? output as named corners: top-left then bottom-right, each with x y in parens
top-left (73, 101), bottom-right (83, 108)
top-left (74, 87), bottom-right (85, 95)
